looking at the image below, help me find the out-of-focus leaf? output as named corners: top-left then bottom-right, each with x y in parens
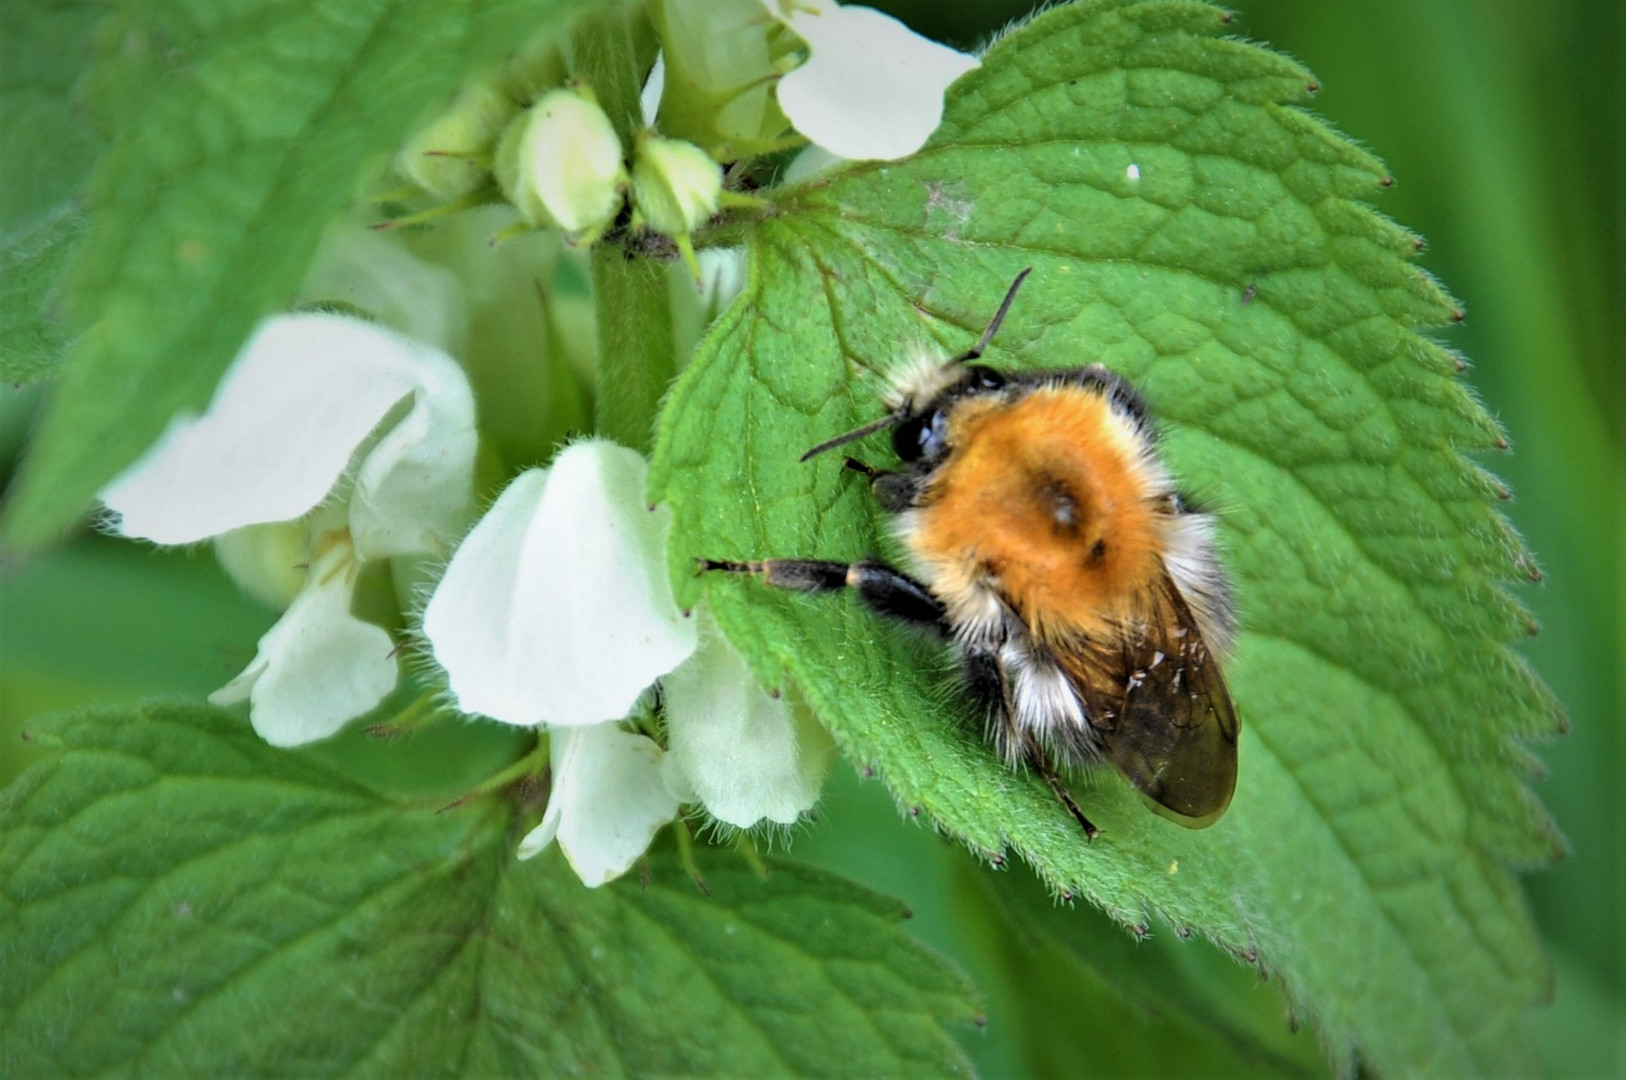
top-left (1, 0), bottom-right (595, 547)
top-left (0, 2), bottom-right (103, 383)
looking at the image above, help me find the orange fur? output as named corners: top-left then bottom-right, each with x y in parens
top-left (909, 387), bottom-right (1166, 642)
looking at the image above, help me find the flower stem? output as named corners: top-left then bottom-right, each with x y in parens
top-left (591, 248), bottom-right (675, 454)
top-left (570, 4), bottom-right (673, 455)
top-left (568, 3), bottom-right (655, 146)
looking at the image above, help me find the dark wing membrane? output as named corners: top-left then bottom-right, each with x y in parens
top-left (1065, 571), bottom-right (1240, 828)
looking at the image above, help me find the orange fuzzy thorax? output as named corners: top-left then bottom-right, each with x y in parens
top-left (906, 387), bottom-right (1168, 642)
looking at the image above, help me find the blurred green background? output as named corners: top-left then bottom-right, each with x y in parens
top-left (1, 0), bottom-right (1618, 1075)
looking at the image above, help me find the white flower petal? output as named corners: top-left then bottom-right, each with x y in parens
top-left (423, 441), bottom-right (698, 726)
top-left (664, 618), bottom-right (834, 827)
top-left (772, 2), bottom-right (979, 160)
top-left (641, 52), bottom-right (666, 128)
top-left (516, 723), bottom-right (680, 887)
top-left (347, 341), bottom-right (478, 561)
top-left (103, 314), bottom-right (472, 546)
top-left (209, 537), bottom-right (398, 747)
top-left (781, 144), bottom-right (847, 185)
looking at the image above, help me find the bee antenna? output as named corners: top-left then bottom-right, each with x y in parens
top-left (798, 412), bottom-right (901, 462)
top-left (949, 266), bottom-right (1033, 366)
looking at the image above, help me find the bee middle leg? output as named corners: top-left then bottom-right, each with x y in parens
top-left (700, 558), bottom-right (948, 630)
top-left (1026, 738), bottom-right (1101, 840)
top-left (966, 646), bottom-right (1101, 840)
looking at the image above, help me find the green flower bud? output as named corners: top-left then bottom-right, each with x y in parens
top-left (395, 76), bottom-right (517, 201)
top-left (494, 88), bottom-right (628, 244)
top-left (631, 134), bottom-right (723, 238)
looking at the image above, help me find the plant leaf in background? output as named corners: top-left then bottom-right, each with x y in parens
top-left (0, 2), bottom-right (103, 384)
top-left (0, 705), bottom-right (979, 1076)
top-left (0, 0), bottom-right (595, 548)
top-left (652, 0), bottom-right (1563, 1073)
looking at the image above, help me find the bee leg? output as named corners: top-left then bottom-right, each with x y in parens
top-left (838, 457), bottom-right (922, 513)
top-left (1022, 732), bottom-right (1100, 840)
top-left (841, 456), bottom-right (881, 478)
top-left (701, 558), bottom-right (947, 630)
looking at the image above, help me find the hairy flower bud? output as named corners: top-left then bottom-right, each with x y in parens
top-left (631, 133), bottom-right (723, 237)
top-left (495, 88), bottom-right (627, 244)
top-left (395, 76), bottom-right (517, 200)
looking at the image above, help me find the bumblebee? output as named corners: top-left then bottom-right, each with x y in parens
top-left (707, 270), bottom-right (1239, 834)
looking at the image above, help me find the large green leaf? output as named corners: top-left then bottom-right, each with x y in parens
top-left (0, 0), bottom-right (594, 547)
top-left (0, 2), bottom-right (104, 383)
top-left (0, 704), bottom-right (979, 1076)
top-left (651, 0), bottom-right (1562, 1073)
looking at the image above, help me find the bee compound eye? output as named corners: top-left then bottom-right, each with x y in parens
top-left (893, 409), bottom-right (947, 462)
top-left (965, 364), bottom-right (1005, 392)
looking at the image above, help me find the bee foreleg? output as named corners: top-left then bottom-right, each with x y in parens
top-left (701, 558), bottom-right (947, 630)
top-left (839, 456), bottom-right (923, 513)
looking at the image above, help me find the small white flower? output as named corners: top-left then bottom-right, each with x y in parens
top-left (423, 440), bottom-right (830, 885)
top-left (101, 313), bottom-right (477, 746)
top-left (761, 0), bottom-right (979, 161)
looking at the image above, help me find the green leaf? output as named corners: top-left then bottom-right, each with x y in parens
top-left (0, 2), bottom-right (104, 384)
top-left (0, 704), bottom-right (979, 1076)
top-left (0, 0), bottom-right (596, 548)
top-left (652, 0), bottom-right (1562, 1074)
top-left (964, 858), bottom-right (1323, 1078)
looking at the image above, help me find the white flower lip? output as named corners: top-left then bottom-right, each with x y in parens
top-left (766, 0), bottom-right (980, 161)
top-left (663, 616), bottom-right (833, 828)
top-left (423, 440), bottom-right (699, 727)
top-left (517, 723), bottom-right (682, 887)
top-left (210, 535), bottom-right (399, 747)
top-left (102, 313), bottom-right (476, 553)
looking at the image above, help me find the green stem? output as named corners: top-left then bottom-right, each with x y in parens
top-left (568, 3), bottom-right (655, 146)
top-left (571, 3), bottom-right (671, 454)
top-left (591, 247), bottom-right (675, 454)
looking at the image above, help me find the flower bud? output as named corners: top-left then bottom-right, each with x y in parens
top-left (631, 134), bottom-right (723, 237)
top-left (495, 88), bottom-right (627, 244)
top-left (395, 76), bottom-right (517, 201)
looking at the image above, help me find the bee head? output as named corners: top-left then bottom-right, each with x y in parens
top-left (892, 364), bottom-right (1007, 463)
top-left (798, 269), bottom-right (1031, 465)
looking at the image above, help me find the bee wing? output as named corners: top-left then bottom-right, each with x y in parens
top-left (1069, 571), bottom-right (1240, 828)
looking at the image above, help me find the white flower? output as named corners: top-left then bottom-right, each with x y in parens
top-left (423, 440), bottom-right (830, 886)
top-left (761, 0), bottom-right (979, 161)
top-left (101, 313), bottom-right (478, 746)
